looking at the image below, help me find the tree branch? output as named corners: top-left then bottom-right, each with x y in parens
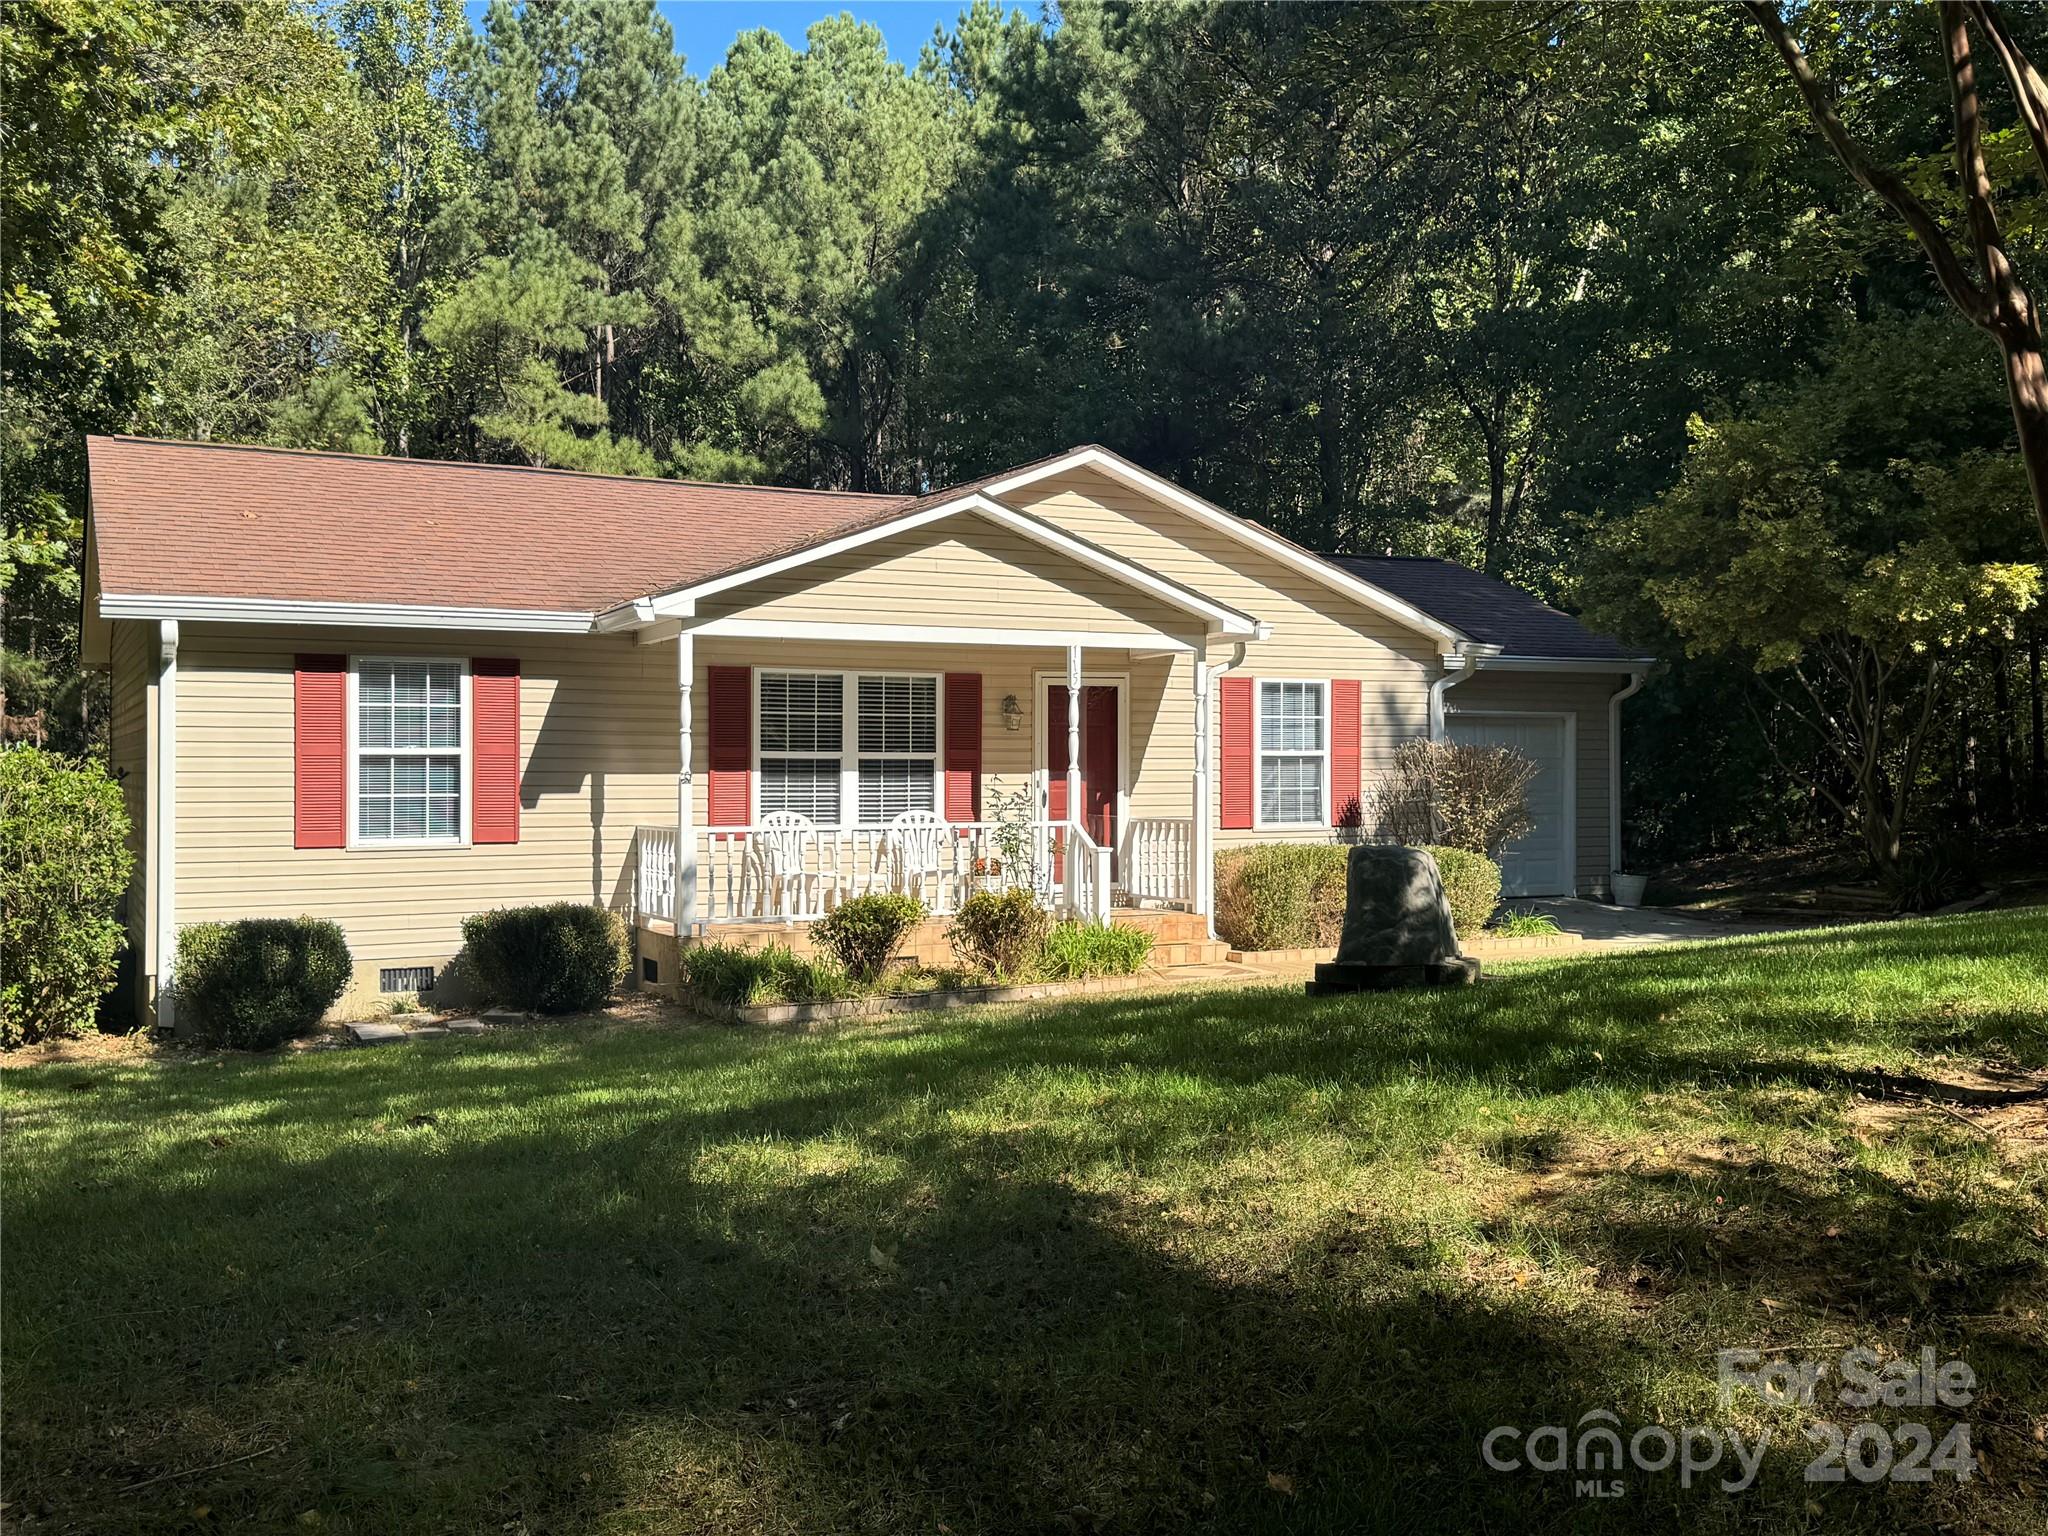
top-left (1743, 1), bottom-right (1995, 329)
top-left (1962, 0), bottom-right (2048, 189)
top-left (1943, 0), bottom-right (2041, 345)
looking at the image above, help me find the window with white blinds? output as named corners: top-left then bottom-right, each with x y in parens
top-left (759, 672), bottom-right (844, 822)
top-left (1258, 680), bottom-right (1326, 825)
top-left (357, 658), bottom-right (463, 841)
top-left (757, 671), bottom-right (940, 824)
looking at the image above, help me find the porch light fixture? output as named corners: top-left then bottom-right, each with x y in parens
top-left (1001, 693), bottom-right (1023, 731)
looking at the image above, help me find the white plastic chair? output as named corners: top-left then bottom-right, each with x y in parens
top-left (752, 810), bottom-right (820, 917)
top-left (885, 808), bottom-right (946, 906)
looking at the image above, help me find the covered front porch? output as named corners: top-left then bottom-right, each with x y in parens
top-left (627, 633), bottom-right (1214, 939)
top-left (590, 482), bottom-right (1265, 951)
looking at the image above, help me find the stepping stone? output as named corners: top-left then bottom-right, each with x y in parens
top-left (408, 1027), bottom-right (448, 1039)
top-left (346, 1021), bottom-right (407, 1045)
top-left (479, 1008), bottom-right (527, 1023)
top-left (446, 1021), bottom-right (487, 1035)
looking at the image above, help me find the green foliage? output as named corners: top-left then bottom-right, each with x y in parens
top-left (1037, 920), bottom-right (1153, 980)
top-left (1884, 838), bottom-right (1984, 915)
top-left (810, 894), bottom-right (925, 983)
top-left (1592, 317), bottom-right (2042, 871)
top-left (948, 887), bottom-right (1051, 980)
top-left (460, 903), bottom-right (629, 1014)
top-left (177, 918), bottom-right (352, 1049)
top-left (0, 748), bottom-right (133, 1047)
top-left (1214, 844), bottom-right (1351, 952)
top-left (679, 941), bottom-right (853, 1007)
top-left (1490, 907), bottom-right (1561, 938)
top-left (1422, 845), bottom-right (1503, 939)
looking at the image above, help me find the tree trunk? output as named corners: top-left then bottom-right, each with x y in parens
top-left (2031, 630), bottom-right (2046, 818)
top-left (1997, 336), bottom-right (2048, 550)
top-left (1992, 642), bottom-right (2015, 821)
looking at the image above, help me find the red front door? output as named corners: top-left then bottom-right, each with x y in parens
top-left (1046, 684), bottom-right (1119, 865)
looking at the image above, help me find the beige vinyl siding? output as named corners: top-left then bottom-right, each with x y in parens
top-left (164, 627), bottom-right (1197, 1012)
top-left (1448, 670), bottom-right (1627, 894)
top-left (687, 639), bottom-right (1196, 829)
top-left (700, 513), bottom-right (1197, 640)
top-left (174, 624), bottom-right (676, 1011)
top-left (108, 620), bottom-right (153, 1024)
top-left (1015, 468), bottom-right (1440, 847)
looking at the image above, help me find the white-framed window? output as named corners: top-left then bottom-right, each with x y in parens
top-left (352, 657), bottom-right (469, 846)
top-left (755, 670), bottom-right (940, 825)
top-left (1257, 679), bottom-right (1327, 827)
top-left (856, 674), bottom-right (937, 821)
top-left (759, 671), bottom-right (845, 823)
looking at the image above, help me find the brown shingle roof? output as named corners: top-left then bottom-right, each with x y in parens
top-left (86, 436), bottom-right (909, 614)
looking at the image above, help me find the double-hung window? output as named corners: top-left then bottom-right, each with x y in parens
top-left (856, 675), bottom-right (938, 821)
top-left (757, 670), bottom-right (940, 824)
top-left (356, 658), bottom-right (465, 843)
top-left (759, 672), bottom-right (845, 823)
top-left (1258, 680), bottom-right (1326, 826)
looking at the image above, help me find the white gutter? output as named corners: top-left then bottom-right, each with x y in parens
top-left (1608, 668), bottom-right (1648, 892)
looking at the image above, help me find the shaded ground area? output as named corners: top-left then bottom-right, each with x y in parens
top-left (1519, 897), bottom-right (1813, 948)
top-left (4, 912), bottom-right (2046, 1534)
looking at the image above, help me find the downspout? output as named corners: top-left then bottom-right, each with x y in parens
top-left (1200, 634), bottom-right (1257, 940)
top-left (1428, 642), bottom-right (1497, 739)
top-left (1607, 669), bottom-right (1647, 899)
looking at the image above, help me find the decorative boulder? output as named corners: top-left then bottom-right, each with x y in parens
top-left (1305, 845), bottom-right (1482, 995)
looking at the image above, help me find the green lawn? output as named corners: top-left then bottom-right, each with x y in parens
top-left (5, 912), bottom-right (2046, 1534)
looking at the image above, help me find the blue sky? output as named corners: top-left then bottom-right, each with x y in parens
top-left (661, 2), bottom-right (972, 71)
top-left (462, 3), bottom-right (984, 73)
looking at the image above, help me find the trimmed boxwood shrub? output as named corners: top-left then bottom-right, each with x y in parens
top-left (1214, 841), bottom-right (1502, 950)
top-left (810, 893), bottom-right (924, 982)
top-left (1, 747), bottom-right (134, 1047)
top-left (1421, 844), bottom-right (1502, 938)
top-left (949, 887), bottom-right (1050, 979)
top-left (178, 918), bottom-right (352, 1048)
top-left (462, 902), bottom-right (629, 1014)
top-left (1214, 844), bottom-right (1349, 951)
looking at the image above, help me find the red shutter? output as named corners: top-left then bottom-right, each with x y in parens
top-left (944, 672), bottom-right (981, 822)
top-left (706, 665), bottom-right (751, 825)
top-left (294, 655), bottom-right (347, 849)
top-left (1331, 678), bottom-right (1362, 827)
top-left (1219, 674), bottom-right (1254, 830)
top-left (472, 658), bottom-right (520, 843)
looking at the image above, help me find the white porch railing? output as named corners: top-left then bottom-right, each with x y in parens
top-left (1119, 816), bottom-right (1194, 905)
top-left (632, 825), bottom-right (678, 926)
top-left (1063, 823), bottom-right (1113, 924)
top-left (632, 819), bottom-right (1154, 927)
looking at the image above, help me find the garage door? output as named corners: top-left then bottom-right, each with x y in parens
top-left (1445, 714), bottom-right (1570, 897)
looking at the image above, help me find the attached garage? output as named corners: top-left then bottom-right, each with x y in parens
top-left (1446, 713), bottom-right (1573, 897)
top-left (1320, 555), bottom-right (1655, 900)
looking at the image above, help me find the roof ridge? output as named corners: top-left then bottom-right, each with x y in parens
top-left (91, 434), bottom-right (909, 501)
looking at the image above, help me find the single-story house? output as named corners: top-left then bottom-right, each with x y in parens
top-left (81, 435), bottom-right (1650, 1025)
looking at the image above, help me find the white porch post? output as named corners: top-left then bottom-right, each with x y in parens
top-left (675, 630), bottom-right (697, 930)
top-left (155, 620), bottom-right (179, 1032)
top-left (1065, 642), bottom-right (1082, 832)
top-left (1191, 653), bottom-right (1211, 925)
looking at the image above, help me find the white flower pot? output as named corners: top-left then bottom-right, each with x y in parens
top-left (1611, 872), bottom-right (1648, 908)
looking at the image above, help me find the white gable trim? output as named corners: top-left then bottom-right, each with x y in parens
top-left (983, 447), bottom-right (1470, 653)
top-left (606, 492), bottom-right (1259, 636)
